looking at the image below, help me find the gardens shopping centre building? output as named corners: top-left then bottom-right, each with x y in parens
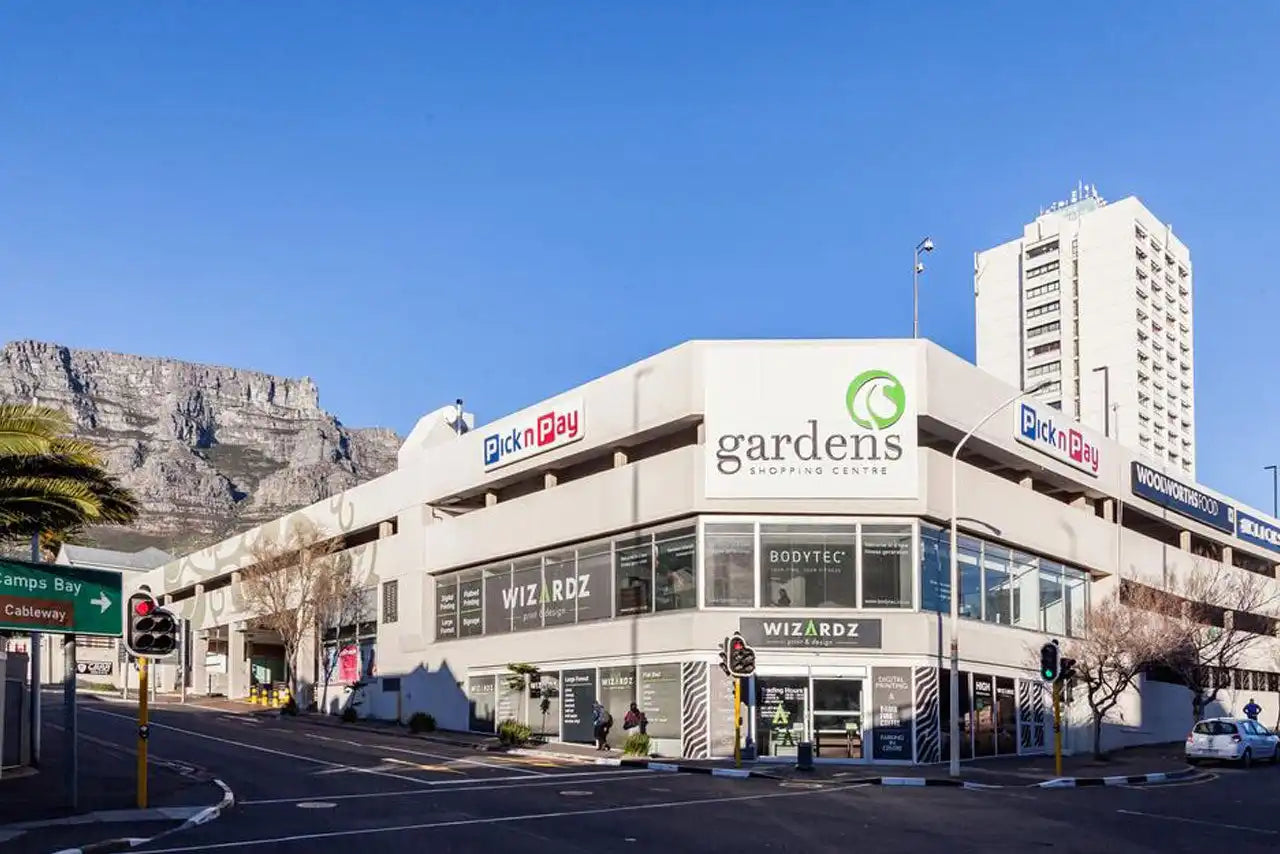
top-left (134, 340), bottom-right (1280, 764)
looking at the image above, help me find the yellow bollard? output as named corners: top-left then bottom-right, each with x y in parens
top-left (248, 685), bottom-right (257, 705)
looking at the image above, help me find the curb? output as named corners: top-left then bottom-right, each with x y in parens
top-left (284, 714), bottom-right (508, 752)
top-left (1036, 766), bottom-right (1199, 788)
top-left (49, 779), bottom-right (235, 854)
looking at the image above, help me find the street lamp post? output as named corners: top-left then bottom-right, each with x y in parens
top-left (913, 237), bottom-right (934, 338)
top-left (949, 379), bottom-right (1053, 777)
top-left (1266, 465), bottom-right (1278, 517)
top-left (1092, 366), bottom-right (1110, 437)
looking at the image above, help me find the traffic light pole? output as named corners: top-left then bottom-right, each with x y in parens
top-left (63, 635), bottom-right (78, 810)
top-left (137, 657), bottom-right (149, 809)
top-left (1052, 679), bottom-right (1063, 777)
top-left (733, 677), bottom-right (742, 769)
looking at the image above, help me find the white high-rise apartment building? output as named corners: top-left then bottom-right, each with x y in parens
top-left (975, 185), bottom-right (1195, 477)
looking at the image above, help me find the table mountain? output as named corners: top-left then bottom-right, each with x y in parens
top-left (1, 340), bottom-right (401, 555)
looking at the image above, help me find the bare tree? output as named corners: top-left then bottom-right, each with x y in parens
top-left (238, 518), bottom-right (350, 703)
top-left (314, 556), bottom-right (364, 713)
top-left (1160, 559), bottom-right (1280, 722)
top-left (1053, 584), bottom-right (1184, 759)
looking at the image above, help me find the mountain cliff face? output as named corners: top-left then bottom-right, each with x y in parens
top-left (0, 340), bottom-right (401, 555)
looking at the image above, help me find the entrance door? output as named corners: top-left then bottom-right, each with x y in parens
top-left (755, 678), bottom-right (807, 757)
top-left (995, 677), bottom-right (1017, 755)
top-left (812, 679), bottom-right (863, 759)
top-left (972, 675), bottom-right (996, 758)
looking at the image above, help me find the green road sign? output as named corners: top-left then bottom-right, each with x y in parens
top-left (0, 557), bottom-right (124, 636)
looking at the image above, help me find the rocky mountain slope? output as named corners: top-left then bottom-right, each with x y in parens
top-left (0, 340), bottom-right (401, 555)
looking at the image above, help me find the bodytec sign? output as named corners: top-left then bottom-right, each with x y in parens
top-left (482, 397), bottom-right (584, 471)
top-left (1130, 461), bottom-right (1235, 533)
top-left (1014, 400), bottom-right (1101, 476)
top-left (703, 343), bottom-right (918, 499)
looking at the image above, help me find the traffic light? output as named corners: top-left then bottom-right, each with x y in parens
top-left (727, 632), bottom-right (757, 677)
top-left (1059, 657), bottom-right (1077, 683)
top-left (718, 638), bottom-right (731, 677)
top-left (1039, 641), bottom-right (1061, 682)
top-left (125, 591), bottom-right (179, 659)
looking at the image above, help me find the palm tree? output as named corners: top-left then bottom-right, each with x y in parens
top-left (0, 403), bottom-right (139, 551)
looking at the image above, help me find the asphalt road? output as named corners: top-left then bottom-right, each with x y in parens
top-left (66, 699), bottom-right (1280, 853)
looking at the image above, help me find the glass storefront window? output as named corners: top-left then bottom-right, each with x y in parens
top-left (920, 527), bottom-right (950, 612)
top-left (861, 524), bottom-right (913, 608)
top-left (435, 575), bottom-right (458, 639)
top-left (615, 536), bottom-right (653, 616)
top-left (483, 564), bottom-right (513, 635)
top-left (542, 551), bottom-right (577, 627)
top-left (705, 523), bottom-right (755, 607)
top-left (982, 545), bottom-right (1011, 625)
top-left (1040, 561), bottom-right (1066, 635)
top-left (654, 528), bottom-right (697, 612)
top-left (512, 557), bottom-right (543, 633)
top-left (1010, 553), bottom-right (1039, 631)
top-left (575, 542), bottom-right (612, 623)
top-left (458, 570), bottom-right (483, 637)
top-left (958, 537), bottom-right (982, 620)
top-left (918, 525), bottom-right (1088, 638)
top-left (760, 524), bottom-right (857, 608)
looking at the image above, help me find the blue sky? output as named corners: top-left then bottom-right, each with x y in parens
top-left (3, 3), bottom-right (1278, 510)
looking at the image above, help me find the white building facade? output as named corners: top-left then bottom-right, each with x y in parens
top-left (133, 339), bottom-right (1277, 764)
top-left (975, 186), bottom-right (1196, 478)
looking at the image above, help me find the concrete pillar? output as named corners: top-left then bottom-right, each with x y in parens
top-left (697, 422), bottom-right (706, 443)
top-left (1070, 495), bottom-right (1088, 509)
top-left (296, 629), bottom-right (317, 711)
top-left (228, 623), bottom-right (249, 700)
top-left (485, 491), bottom-right (498, 507)
top-left (1220, 546), bottom-right (1232, 568)
top-left (1179, 530), bottom-right (1192, 552)
top-left (379, 520), bottom-right (395, 538)
top-left (544, 472), bottom-right (558, 489)
top-left (1019, 475), bottom-right (1033, 489)
top-left (613, 449), bottom-right (628, 468)
top-left (1102, 499), bottom-right (1115, 522)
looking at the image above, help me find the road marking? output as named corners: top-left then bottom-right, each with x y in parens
top-left (378, 743), bottom-right (542, 776)
top-left (81, 707), bottom-right (437, 788)
top-left (296, 802), bottom-right (336, 809)
top-left (306, 733), bottom-right (336, 742)
top-left (1116, 809), bottom-right (1278, 835)
top-left (381, 757), bottom-right (464, 775)
top-left (143, 783), bottom-right (858, 851)
top-left (237, 771), bottom-right (658, 805)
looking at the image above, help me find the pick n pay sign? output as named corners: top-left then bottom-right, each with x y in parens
top-left (1014, 401), bottom-right (1101, 476)
top-left (482, 398), bottom-right (585, 471)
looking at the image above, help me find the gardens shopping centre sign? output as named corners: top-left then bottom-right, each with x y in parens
top-left (703, 343), bottom-right (918, 499)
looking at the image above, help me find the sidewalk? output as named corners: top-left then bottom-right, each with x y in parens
top-left (0, 716), bottom-right (232, 854)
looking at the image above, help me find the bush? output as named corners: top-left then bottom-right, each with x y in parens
top-left (408, 712), bottom-right (436, 733)
top-left (622, 732), bottom-right (652, 757)
top-left (341, 706), bottom-right (358, 723)
top-left (497, 719), bottom-right (532, 746)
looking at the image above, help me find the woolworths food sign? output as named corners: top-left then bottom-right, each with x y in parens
top-left (703, 343), bottom-right (919, 499)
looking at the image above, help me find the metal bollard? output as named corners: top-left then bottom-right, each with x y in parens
top-left (796, 741), bottom-right (814, 772)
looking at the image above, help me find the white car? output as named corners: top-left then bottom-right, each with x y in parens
top-left (1185, 717), bottom-right (1279, 766)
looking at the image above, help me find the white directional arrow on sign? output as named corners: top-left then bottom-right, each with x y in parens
top-left (90, 592), bottom-right (112, 614)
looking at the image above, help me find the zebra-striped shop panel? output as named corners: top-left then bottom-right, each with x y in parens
top-left (913, 666), bottom-right (941, 764)
top-left (681, 661), bottom-right (711, 759)
top-left (1017, 679), bottom-right (1048, 754)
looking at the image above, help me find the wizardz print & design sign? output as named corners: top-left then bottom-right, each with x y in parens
top-left (704, 343), bottom-right (919, 499)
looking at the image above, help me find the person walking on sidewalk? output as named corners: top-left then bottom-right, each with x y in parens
top-left (592, 701), bottom-right (613, 751)
top-left (623, 701), bottom-right (648, 736)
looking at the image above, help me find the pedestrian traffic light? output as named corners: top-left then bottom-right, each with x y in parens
top-left (1039, 641), bottom-right (1061, 682)
top-left (727, 632), bottom-right (757, 678)
top-left (125, 592), bottom-right (179, 659)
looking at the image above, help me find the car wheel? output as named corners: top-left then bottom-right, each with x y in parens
top-left (1271, 746), bottom-right (1279, 765)
top-left (1242, 748), bottom-right (1253, 769)
top-left (1187, 756), bottom-right (1199, 766)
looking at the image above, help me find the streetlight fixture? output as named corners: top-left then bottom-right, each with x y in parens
top-left (913, 237), bottom-right (934, 339)
top-left (948, 378), bottom-right (1053, 777)
top-left (1266, 465), bottom-right (1278, 518)
top-left (1092, 366), bottom-right (1110, 438)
